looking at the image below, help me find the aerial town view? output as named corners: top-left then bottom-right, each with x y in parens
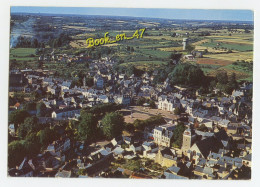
top-left (8, 7), bottom-right (253, 179)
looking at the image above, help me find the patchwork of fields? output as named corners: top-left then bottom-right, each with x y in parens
top-left (13, 27), bottom-right (252, 82)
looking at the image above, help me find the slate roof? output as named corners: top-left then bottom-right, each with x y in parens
top-left (243, 153), bottom-right (252, 161)
top-left (53, 106), bottom-right (81, 114)
top-left (168, 166), bottom-right (180, 174)
top-left (203, 167), bottom-right (213, 175)
top-left (195, 136), bottom-right (223, 158)
top-left (194, 166), bottom-right (204, 173)
top-left (55, 170), bottom-right (71, 178)
top-left (197, 158), bottom-right (207, 166)
top-left (113, 147), bottom-right (125, 155)
top-left (214, 130), bottom-right (229, 142)
top-left (160, 147), bottom-right (175, 158)
top-left (163, 172), bottom-right (188, 179)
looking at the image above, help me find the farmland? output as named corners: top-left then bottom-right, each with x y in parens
top-left (10, 13), bottom-right (253, 81)
top-left (96, 29), bottom-right (253, 77)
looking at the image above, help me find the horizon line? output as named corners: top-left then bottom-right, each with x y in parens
top-left (10, 7), bottom-right (254, 22)
top-left (11, 11), bottom-right (254, 23)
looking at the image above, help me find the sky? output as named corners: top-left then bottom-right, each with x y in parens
top-left (11, 7), bottom-right (253, 22)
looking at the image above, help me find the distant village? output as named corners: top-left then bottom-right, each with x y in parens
top-left (8, 50), bottom-right (252, 179)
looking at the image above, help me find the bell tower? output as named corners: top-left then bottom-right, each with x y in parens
top-left (182, 128), bottom-right (192, 155)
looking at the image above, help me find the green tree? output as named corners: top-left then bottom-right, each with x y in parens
top-left (171, 122), bottom-right (186, 148)
top-left (22, 102), bottom-right (36, 111)
top-left (185, 45), bottom-right (195, 53)
top-left (124, 123), bottom-right (135, 133)
top-left (78, 112), bottom-right (97, 142)
top-left (9, 110), bottom-right (30, 129)
top-left (36, 102), bottom-right (47, 117)
top-left (85, 77), bottom-right (94, 87)
top-left (228, 73), bottom-right (238, 89)
top-left (168, 63), bottom-right (205, 86)
top-left (197, 124), bottom-right (208, 132)
top-left (126, 65), bottom-right (144, 77)
top-left (23, 139), bottom-right (41, 158)
top-left (216, 70), bottom-right (228, 84)
top-left (174, 107), bottom-right (181, 115)
top-left (17, 116), bottom-right (41, 139)
top-left (133, 119), bottom-right (146, 131)
top-left (38, 128), bottom-right (59, 146)
top-left (136, 97), bottom-right (146, 106)
top-left (149, 100), bottom-right (156, 109)
top-left (101, 112), bottom-right (124, 139)
top-left (8, 140), bottom-right (26, 168)
top-left (32, 38), bottom-right (39, 48)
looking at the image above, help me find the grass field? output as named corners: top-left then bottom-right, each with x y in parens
top-left (197, 58), bottom-right (233, 66)
top-left (203, 51), bottom-right (253, 62)
top-left (9, 48), bottom-right (38, 62)
top-left (201, 41), bottom-right (253, 52)
top-left (197, 64), bottom-right (222, 75)
top-left (16, 27), bottom-right (251, 82)
top-left (10, 48), bottom-right (36, 57)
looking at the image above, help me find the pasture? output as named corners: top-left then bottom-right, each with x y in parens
top-left (9, 48), bottom-right (38, 62)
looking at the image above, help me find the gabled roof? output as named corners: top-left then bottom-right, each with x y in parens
top-left (243, 153), bottom-right (252, 161)
top-left (113, 147), bottom-right (125, 155)
top-left (214, 130), bottom-right (229, 142)
top-left (167, 166), bottom-right (180, 174)
top-left (160, 147), bottom-right (175, 159)
top-left (53, 106), bottom-right (81, 114)
top-left (194, 136), bottom-right (223, 158)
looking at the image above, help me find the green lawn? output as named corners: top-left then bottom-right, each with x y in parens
top-left (201, 42), bottom-right (253, 52)
top-left (10, 48), bottom-right (38, 62)
top-left (10, 48), bottom-right (36, 57)
top-left (198, 64), bottom-right (222, 75)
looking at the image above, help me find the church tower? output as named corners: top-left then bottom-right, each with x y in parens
top-left (182, 128), bottom-right (196, 156)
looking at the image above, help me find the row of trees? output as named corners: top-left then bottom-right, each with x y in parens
top-left (15, 37), bottom-right (45, 48)
top-left (48, 33), bottom-right (72, 48)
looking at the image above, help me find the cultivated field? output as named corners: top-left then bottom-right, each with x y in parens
top-left (203, 51), bottom-right (253, 62)
top-left (197, 58), bottom-right (233, 66)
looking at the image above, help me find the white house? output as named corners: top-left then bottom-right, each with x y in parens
top-left (158, 96), bottom-right (180, 112)
top-left (52, 107), bottom-right (81, 119)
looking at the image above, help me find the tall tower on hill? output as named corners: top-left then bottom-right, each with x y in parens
top-left (182, 38), bottom-right (188, 50)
